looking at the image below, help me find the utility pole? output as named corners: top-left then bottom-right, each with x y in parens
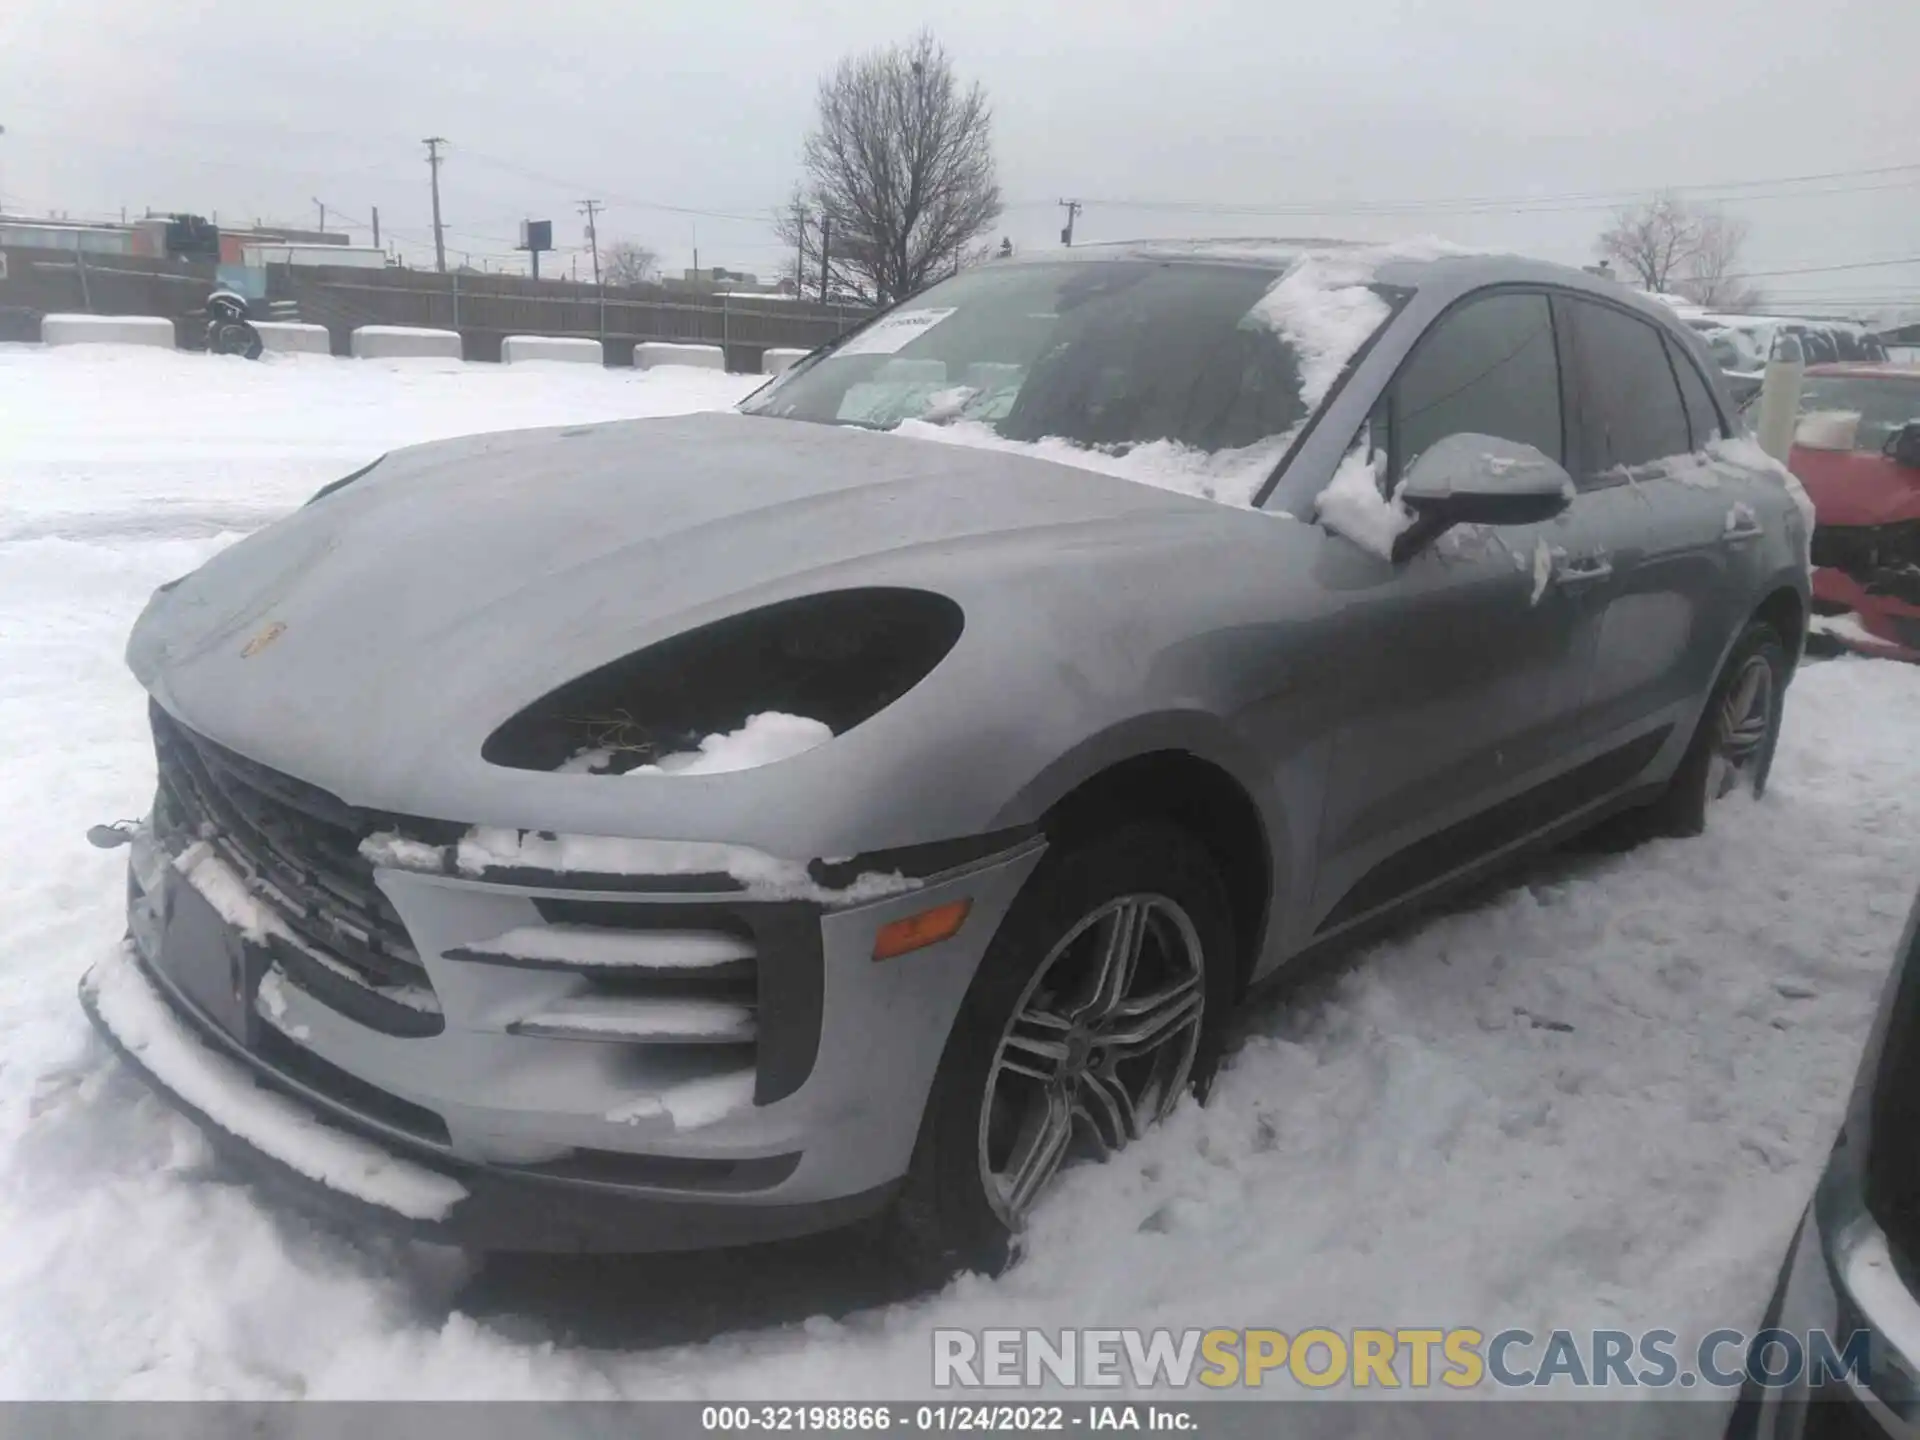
top-left (577, 198), bottom-right (603, 285)
top-left (423, 137), bottom-right (448, 273)
top-left (792, 200), bottom-right (809, 293)
top-left (818, 214), bottom-right (831, 303)
top-left (1059, 199), bottom-right (1082, 247)
top-left (371, 206), bottom-right (380, 249)
top-left (313, 198), bottom-right (326, 233)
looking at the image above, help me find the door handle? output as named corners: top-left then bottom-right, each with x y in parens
top-left (1724, 521), bottom-right (1765, 544)
top-left (1553, 557), bottom-right (1614, 588)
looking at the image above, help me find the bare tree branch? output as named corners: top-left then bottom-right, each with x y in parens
top-left (776, 31), bottom-right (1003, 307)
top-left (1596, 194), bottom-right (1762, 309)
top-left (1680, 212), bottom-right (1764, 310)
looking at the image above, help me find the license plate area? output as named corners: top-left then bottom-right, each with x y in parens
top-left (155, 871), bottom-right (269, 1049)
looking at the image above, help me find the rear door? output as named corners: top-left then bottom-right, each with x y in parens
top-left (1557, 294), bottom-right (1757, 750)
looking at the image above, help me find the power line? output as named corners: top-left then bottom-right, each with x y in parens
top-left (459, 147), bottom-right (771, 223)
top-left (1045, 162), bottom-right (1920, 220)
top-left (1729, 254), bottom-right (1920, 280)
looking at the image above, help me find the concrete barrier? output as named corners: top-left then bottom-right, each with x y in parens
top-left (351, 325), bottom-right (463, 360)
top-left (762, 347), bottom-right (811, 375)
top-left (502, 335), bottom-right (603, 365)
top-left (253, 322), bottom-right (332, 355)
top-left (41, 314), bottom-right (176, 348)
top-left (634, 341), bottom-right (726, 371)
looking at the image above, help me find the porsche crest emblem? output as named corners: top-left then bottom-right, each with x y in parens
top-left (241, 621), bottom-right (287, 658)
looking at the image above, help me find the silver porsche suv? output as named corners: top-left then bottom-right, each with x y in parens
top-left (84, 242), bottom-right (1810, 1274)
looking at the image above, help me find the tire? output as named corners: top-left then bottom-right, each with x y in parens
top-left (212, 320), bottom-right (264, 360)
top-left (881, 822), bottom-right (1238, 1281)
top-left (1646, 620), bottom-right (1788, 838)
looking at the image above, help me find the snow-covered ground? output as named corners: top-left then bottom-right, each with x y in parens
top-left (2, 344), bottom-right (1917, 1402)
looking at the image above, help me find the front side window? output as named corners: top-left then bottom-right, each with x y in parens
top-left (742, 260), bottom-right (1331, 458)
top-left (1383, 290), bottom-right (1563, 480)
top-left (1562, 297), bottom-right (1692, 474)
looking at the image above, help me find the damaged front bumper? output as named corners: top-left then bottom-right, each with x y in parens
top-left (1810, 521), bottom-right (1920, 664)
top-left (84, 806), bottom-right (1044, 1252)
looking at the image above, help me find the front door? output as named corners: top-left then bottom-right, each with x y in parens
top-left (1309, 288), bottom-right (1609, 936)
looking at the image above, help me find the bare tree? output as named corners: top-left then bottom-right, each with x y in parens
top-left (603, 240), bottom-right (660, 288)
top-left (1680, 212), bottom-right (1764, 310)
top-left (1597, 193), bottom-right (1699, 293)
top-left (1596, 194), bottom-right (1762, 309)
top-left (776, 31), bottom-right (1003, 307)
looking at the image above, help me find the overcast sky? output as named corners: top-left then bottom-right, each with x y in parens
top-left (3, 0), bottom-right (1916, 314)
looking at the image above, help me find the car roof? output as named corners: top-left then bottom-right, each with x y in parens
top-left (997, 239), bottom-right (1687, 325)
top-left (1806, 362), bottom-right (1920, 380)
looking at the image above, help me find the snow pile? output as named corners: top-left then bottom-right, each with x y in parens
top-left (1313, 446), bottom-right (1409, 560)
top-left (564, 712), bottom-right (833, 777)
top-left (470, 925), bottom-right (755, 969)
top-left (349, 327), bottom-right (463, 361)
top-left (607, 1068), bottom-right (758, 1132)
top-left (80, 946), bottom-right (465, 1220)
top-left (41, 315), bottom-right (176, 349)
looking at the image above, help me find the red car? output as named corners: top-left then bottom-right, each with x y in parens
top-left (1787, 363), bottom-right (1920, 661)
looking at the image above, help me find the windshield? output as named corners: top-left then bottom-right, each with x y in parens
top-left (742, 260), bottom-right (1320, 460)
top-left (1798, 375), bottom-right (1920, 451)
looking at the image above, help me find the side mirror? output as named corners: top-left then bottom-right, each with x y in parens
top-left (1886, 420), bottom-right (1920, 470)
top-left (1392, 434), bottom-right (1574, 562)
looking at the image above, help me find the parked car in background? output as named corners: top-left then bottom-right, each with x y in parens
top-left (1690, 316), bottom-right (1891, 409)
top-left (85, 243), bottom-right (1810, 1274)
top-left (1786, 364), bottom-right (1920, 663)
top-left (1730, 892), bottom-right (1920, 1437)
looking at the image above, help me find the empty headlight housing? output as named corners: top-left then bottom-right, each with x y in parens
top-left (482, 587), bottom-right (965, 774)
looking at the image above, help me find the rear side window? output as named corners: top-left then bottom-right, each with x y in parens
top-left (1664, 336), bottom-right (1726, 448)
top-left (1388, 290), bottom-right (1563, 478)
top-left (1562, 297), bottom-right (1692, 475)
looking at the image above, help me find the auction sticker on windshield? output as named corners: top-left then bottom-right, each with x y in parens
top-left (835, 307), bottom-right (957, 356)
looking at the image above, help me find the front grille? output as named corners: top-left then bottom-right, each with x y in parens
top-left (150, 702), bottom-right (448, 1031)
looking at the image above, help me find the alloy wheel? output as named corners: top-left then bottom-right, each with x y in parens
top-left (977, 894), bottom-right (1206, 1228)
top-left (1706, 652), bottom-right (1776, 803)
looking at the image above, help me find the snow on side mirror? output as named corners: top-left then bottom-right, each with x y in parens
top-left (1392, 433), bottom-right (1574, 563)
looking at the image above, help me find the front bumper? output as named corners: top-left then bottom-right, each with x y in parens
top-left (86, 820), bottom-right (1044, 1252)
top-left (1812, 568), bottom-right (1920, 665)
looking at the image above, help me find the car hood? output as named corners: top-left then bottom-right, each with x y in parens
top-left (128, 411), bottom-right (1216, 831)
top-left (1790, 445), bottom-right (1920, 528)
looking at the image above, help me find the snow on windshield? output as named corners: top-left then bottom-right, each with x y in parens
top-left (827, 239), bottom-right (1479, 511)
